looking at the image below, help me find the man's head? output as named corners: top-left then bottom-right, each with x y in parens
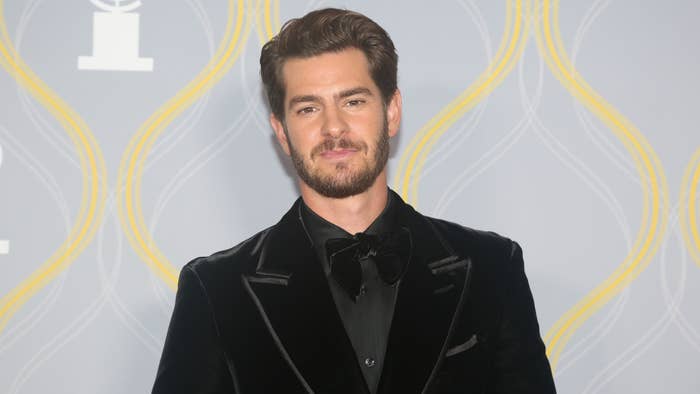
top-left (260, 8), bottom-right (398, 121)
top-left (261, 9), bottom-right (402, 199)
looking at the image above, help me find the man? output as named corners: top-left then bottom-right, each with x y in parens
top-left (152, 8), bottom-right (555, 394)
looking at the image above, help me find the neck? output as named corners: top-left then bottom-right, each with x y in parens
top-left (299, 171), bottom-right (389, 234)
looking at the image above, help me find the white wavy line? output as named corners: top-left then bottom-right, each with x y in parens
top-left (576, 107), bottom-right (639, 184)
top-left (246, 0), bottom-right (276, 137)
top-left (570, 0), bottom-right (639, 185)
top-left (528, 118), bottom-right (634, 251)
top-left (14, 0), bottom-right (78, 168)
top-left (534, 111), bottom-right (637, 372)
top-left (147, 97), bottom-right (260, 314)
top-left (7, 289), bottom-right (109, 394)
top-left (537, 0), bottom-right (677, 383)
top-left (0, 127), bottom-right (70, 234)
top-left (554, 0), bottom-right (640, 372)
top-left (95, 0), bottom-right (222, 353)
top-left (144, 1), bottom-right (217, 168)
top-left (581, 203), bottom-right (685, 394)
top-left (432, 17), bottom-right (537, 218)
top-left (662, 207), bottom-right (699, 351)
top-left (3, 0), bottom-right (248, 389)
top-left (532, 0), bottom-right (634, 252)
top-left (406, 0), bottom-right (494, 187)
top-left (489, 3), bottom-right (641, 377)
top-left (0, 126), bottom-right (72, 351)
top-left (0, 273), bottom-right (67, 354)
top-left (146, 103), bottom-right (259, 315)
top-left (97, 190), bottom-right (162, 354)
top-left (555, 288), bottom-right (630, 376)
top-left (146, 0), bottom-right (258, 310)
top-left (147, 105), bottom-right (257, 255)
top-left (244, 25), bottom-right (275, 137)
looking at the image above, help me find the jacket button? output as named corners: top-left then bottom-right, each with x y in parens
top-left (364, 357), bottom-right (376, 368)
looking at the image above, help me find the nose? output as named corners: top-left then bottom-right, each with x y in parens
top-left (321, 106), bottom-right (348, 138)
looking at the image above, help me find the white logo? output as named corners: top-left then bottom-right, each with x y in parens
top-left (0, 143), bottom-right (8, 255)
top-left (78, 0), bottom-right (154, 71)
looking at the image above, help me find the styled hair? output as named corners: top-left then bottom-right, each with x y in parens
top-left (260, 8), bottom-right (398, 120)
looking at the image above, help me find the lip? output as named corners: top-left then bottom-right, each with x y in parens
top-left (319, 149), bottom-right (358, 160)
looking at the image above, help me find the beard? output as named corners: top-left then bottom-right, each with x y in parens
top-left (287, 117), bottom-right (390, 199)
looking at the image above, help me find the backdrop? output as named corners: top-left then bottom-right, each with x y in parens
top-left (1, 0), bottom-right (699, 393)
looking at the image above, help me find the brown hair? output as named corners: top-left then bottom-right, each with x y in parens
top-left (260, 8), bottom-right (398, 120)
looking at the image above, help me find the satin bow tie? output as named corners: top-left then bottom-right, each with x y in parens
top-left (325, 227), bottom-right (411, 301)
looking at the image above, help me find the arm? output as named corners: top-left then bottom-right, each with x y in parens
top-left (487, 241), bottom-right (556, 393)
top-left (152, 265), bottom-right (235, 394)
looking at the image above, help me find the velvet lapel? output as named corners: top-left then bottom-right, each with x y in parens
top-left (378, 197), bottom-right (473, 394)
top-left (242, 200), bottom-right (368, 394)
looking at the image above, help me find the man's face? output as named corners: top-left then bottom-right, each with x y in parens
top-left (270, 48), bottom-right (401, 199)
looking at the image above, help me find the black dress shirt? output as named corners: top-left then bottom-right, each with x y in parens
top-left (299, 191), bottom-right (405, 394)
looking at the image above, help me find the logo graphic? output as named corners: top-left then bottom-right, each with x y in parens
top-left (78, 0), bottom-right (153, 71)
top-left (0, 143), bottom-right (8, 255)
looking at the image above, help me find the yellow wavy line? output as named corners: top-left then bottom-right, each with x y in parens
top-left (255, 0), bottom-right (279, 46)
top-left (0, 2), bottom-right (107, 332)
top-left (536, 0), bottom-right (669, 371)
top-left (263, 0), bottom-right (274, 41)
top-left (255, 0), bottom-right (265, 46)
top-left (273, 0), bottom-right (280, 33)
top-left (680, 148), bottom-right (700, 266)
top-left (393, 0), bottom-right (530, 206)
top-left (118, 0), bottom-right (252, 289)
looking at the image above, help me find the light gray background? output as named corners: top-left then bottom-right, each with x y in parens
top-left (1, 0), bottom-right (699, 393)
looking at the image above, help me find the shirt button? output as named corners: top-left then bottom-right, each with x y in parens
top-left (359, 285), bottom-right (367, 296)
top-left (364, 357), bottom-right (376, 368)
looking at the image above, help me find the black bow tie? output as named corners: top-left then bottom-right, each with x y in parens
top-left (325, 227), bottom-right (411, 301)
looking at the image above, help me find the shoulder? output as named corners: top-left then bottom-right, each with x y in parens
top-left (423, 215), bottom-right (520, 263)
top-left (179, 224), bottom-right (275, 288)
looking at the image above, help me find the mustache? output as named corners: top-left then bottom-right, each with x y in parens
top-left (311, 138), bottom-right (367, 157)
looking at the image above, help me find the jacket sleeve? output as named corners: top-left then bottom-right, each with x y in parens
top-left (152, 265), bottom-right (236, 394)
top-left (487, 241), bottom-right (557, 393)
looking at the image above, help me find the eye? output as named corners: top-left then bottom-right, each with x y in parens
top-left (346, 98), bottom-right (365, 107)
top-left (296, 106), bottom-right (317, 115)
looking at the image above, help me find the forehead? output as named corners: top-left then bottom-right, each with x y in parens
top-left (281, 48), bottom-right (378, 99)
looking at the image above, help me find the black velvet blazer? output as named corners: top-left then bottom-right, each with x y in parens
top-left (152, 195), bottom-right (556, 394)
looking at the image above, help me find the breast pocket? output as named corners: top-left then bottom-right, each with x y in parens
top-left (433, 333), bottom-right (488, 394)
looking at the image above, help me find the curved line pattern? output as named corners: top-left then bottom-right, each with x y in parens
top-left (0, 127), bottom-right (71, 353)
top-left (255, 0), bottom-right (265, 45)
top-left (14, 0), bottom-right (80, 169)
top-left (255, 0), bottom-right (279, 46)
top-left (0, 1), bottom-right (107, 334)
top-left (416, 0), bottom-right (495, 202)
top-left (680, 147), bottom-right (700, 267)
top-left (393, 0), bottom-right (530, 206)
top-left (550, 0), bottom-right (633, 373)
top-left (117, 0), bottom-right (252, 289)
top-left (580, 204), bottom-right (686, 393)
top-left (535, 0), bottom-right (669, 371)
top-left (99, 0), bottom-right (221, 355)
top-left (264, 0), bottom-right (280, 41)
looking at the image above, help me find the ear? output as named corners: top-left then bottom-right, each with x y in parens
top-left (386, 89), bottom-right (402, 138)
top-left (270, 113), bottom-right (291, 156)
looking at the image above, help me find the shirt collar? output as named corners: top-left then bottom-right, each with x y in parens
top-left (299, 188), bottom-right (399, 252)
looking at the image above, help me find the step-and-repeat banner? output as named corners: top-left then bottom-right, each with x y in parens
top-left (1, 1), bottom-right (699, 393)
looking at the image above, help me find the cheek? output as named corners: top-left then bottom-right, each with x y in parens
top-left (285, 126), bottom-right (318, 154)
top-left (349, 113), bottom-right (383, 135)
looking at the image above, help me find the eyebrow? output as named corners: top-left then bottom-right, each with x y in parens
top-left (287, 87), bottom-right (374, 109)
top-left (338, 87), bottom-right (373, 99)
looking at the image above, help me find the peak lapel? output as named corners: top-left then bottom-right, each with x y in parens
top-left (379, 199), bottom-right (473, 394)
top-left (243, 200), bottom-right (367, 394)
